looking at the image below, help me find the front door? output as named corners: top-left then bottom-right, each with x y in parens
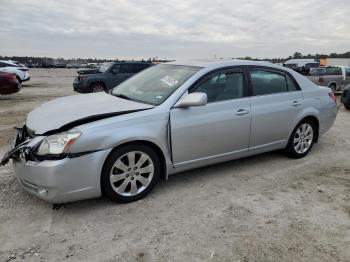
top-left (170, 67), bottom-right (251, 166)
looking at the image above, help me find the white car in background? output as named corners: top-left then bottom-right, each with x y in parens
top-left (0, 60), bottom-right (30, 84)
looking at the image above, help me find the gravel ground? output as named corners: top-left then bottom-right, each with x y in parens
top-left (0, 69), bottom-right (350, 262)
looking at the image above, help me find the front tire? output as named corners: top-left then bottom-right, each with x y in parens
top-left (101, 144), bottom-right (160, 203)
top-left (16, 76), bottom-right (22, 85)
top-left (90, 82), bottom-right (105, 93)
top-left (285, 120), bottom-right (316, 159)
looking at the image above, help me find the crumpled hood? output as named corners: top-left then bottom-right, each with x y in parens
top-left (27, 92), bottom-right (153, 135)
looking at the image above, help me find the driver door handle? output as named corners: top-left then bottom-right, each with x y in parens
top-left (292, 100), bottom-right (302, 107)
top-left (234, 109), bottom-right (249, 116)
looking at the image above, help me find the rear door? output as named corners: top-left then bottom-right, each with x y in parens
top-left (170, 67), bottom-right (251, 166)
top-left (248, 67), bottom-right (304, 152)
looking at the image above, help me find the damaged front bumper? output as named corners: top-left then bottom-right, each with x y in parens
top-left (1, 126), bottom-right (112, 203)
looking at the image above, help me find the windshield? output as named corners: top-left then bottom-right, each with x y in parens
top-left (112, 64), bottom-right (201, 105)
top-left (99, 62), bottom-right (114, 72)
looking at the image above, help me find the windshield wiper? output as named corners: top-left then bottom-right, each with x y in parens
top-left (115, 94), bottom-right (133, 101)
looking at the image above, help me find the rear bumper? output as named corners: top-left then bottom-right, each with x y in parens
top-left (13, 148), bottom-right (112, 203)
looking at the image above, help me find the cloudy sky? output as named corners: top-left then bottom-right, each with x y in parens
top-left (0, 0), bottom-right (349, 60)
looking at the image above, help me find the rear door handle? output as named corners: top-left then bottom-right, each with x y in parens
top-left (292, 101), bottom-right (302, 107)
top-left (234, 109), bottom-right (249, 116)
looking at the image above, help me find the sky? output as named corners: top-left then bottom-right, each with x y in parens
top-left (0, 0), bottom-right (349, 60)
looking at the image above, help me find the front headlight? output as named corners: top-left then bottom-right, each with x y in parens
top-left (36, 131), bottom-right (81, 156)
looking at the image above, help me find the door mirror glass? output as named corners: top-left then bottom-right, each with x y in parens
top-left (175, 92), bottom-right (207, 108)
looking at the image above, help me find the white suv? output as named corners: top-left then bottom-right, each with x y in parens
top-left (0, 60), bottom-right (30, 84)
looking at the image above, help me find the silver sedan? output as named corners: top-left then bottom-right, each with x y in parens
top-left (1, 60), bottom-right (338, 203)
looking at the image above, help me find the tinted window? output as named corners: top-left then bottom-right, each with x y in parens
top-left (325, 67), bottom-right (342, 75)
top-left (286, 75), bottom-right (298, 91)
top-left (0, 62), bottom-right (5, 68)
top-left (133, 64), bottom-right (145, 73)
top-left (119, 64), bottom-right (134, 73)
top-left (310, 68), bottom-right (326, 76)
top-left (345, 68), bottom-right (350, 77)
top-left (191, 70), bottom-right (244, 102)
top-left (250, 69), bottom-right (289, 96)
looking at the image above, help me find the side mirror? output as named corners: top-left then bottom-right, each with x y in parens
top-left (174, 92), bottom-right (207, 108)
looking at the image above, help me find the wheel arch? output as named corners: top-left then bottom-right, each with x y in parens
top-left (328, 82), bottom-right (337, 89)
top-left (89, 81), bottom-right (106, 91)
top-left (103, 140), bottom-right (168, 181)
top-left (295, 115), bottom-right (320, 143)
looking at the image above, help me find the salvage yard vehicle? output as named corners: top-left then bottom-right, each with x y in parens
top-left (1, 60), bottom-right (338, 204)
top-left (73, 61), bottom-right (153, 93)
top-left (0, 72), bottom-right (20, 95)
top-left (308, 66), bottom-right (350, 92)
top-left (0, 60), bottom-right (30, 84)
top-left (283, 59), bottom-right (319, 75)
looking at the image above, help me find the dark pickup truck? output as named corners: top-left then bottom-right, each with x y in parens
top-left (73, 61), bottom-right (153, 93)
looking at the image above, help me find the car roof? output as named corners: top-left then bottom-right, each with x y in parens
top-left (0, 60), bottom-right (19, 66)
top-left (114, 61), bottom-right (152, 64)
top-left (165, 59), bottom-right (287, 71)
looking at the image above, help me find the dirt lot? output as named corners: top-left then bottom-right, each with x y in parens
top-left (0, 69), bottom-right (350, 262)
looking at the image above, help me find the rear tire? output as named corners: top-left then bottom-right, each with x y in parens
top-left (90, 82), bottom-right (105, 93)
top-left (101, 144), bottom-right (160, 203)
top-left (329, 84), bottom-right (336, 92)
top-left (344, 105), bottom-right (350, 110)
top-left (285, 119), bottom-right (316, 159)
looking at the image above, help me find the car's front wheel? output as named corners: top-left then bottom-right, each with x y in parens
top-left (285, 120), bottom-right (316, 159)
top-left (101, 144), bottom-right (160, 203)
top-left (90, 82), bottom-right (105, 93)
top-left (16, 76), bottom-right (22, 85)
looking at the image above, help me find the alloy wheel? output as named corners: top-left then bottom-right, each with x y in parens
top-left (293, 123), bottom-right (314, 154)
top-left (92, 84), bottom-right (105, 92)
top-left (109, 151), bottom-right (154, 196)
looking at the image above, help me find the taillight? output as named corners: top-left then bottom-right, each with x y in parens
top-left (319, 77), bottom-right (324, 84)
top-left (328, 92), bottom-right (336, 103)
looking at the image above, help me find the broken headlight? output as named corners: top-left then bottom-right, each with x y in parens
top-left (36, 131), bottom-right (81, 156)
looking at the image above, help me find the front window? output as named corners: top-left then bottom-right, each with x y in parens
top-left (99, 62), bottom-right (114, 73)
top-left (112, 64), bottom-right (201, 105)
top-left (190, 69), bottom-right (244, 103)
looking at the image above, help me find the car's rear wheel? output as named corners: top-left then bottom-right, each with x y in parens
top-left (344, 105), bottom-right (350, 110)
top-left (285, 120), bottom-right (316, 159)
top-left (101, 144), bottom-right (160, 203)
top-left (329, 83), bottom-right (336, 92)
top-left (90, 82), bottom-right (105, 93)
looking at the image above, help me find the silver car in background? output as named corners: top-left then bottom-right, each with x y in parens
top-left (1, 60), bottom-right (338, 204)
